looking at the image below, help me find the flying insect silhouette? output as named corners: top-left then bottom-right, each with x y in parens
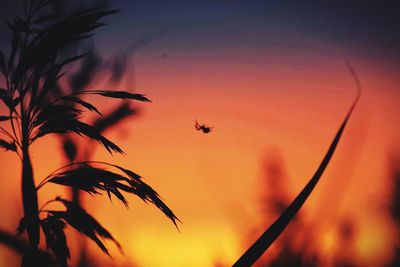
top-left (195, 120), bottom-right (213, 134)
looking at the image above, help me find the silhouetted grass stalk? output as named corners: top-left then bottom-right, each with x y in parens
top-left (233, 62), bottom-right (361, 266)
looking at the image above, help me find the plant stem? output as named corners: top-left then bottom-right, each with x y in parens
top-left (21, 105), bottom-right (39, 249)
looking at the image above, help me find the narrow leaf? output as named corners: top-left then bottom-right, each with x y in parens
top-left (62, 96), bottom-right (102, 115)
top-left (33, 104), bottom-right (81, 127)
top-left (0, 116), bottom-right (11, 121)
top-left (45, 163), bottom-right (180, 227)
top-left (96, 91), bottom-right (151, 102)
top-left (35, 117), bottom-right (124, 154)
top-left (70, 121), bottom-right (123, 154)
top-left (233, 77), bottom-right (361, 266)
top-left (0, 88), bottom-right (13, 108)
top-left (50, 197), bottom-right (121, 256)
top-left (0, 139), bottom-right (17, 152)
top-left (109, 165), bottom-right (181, 227)
top-left (47, 165), bottom-right (131, 206)
top-left (81, 90), bottom-right (151, 102)
top-left (58, 53), bottom-right (89, 70)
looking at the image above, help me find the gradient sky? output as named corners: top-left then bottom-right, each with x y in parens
top-left (0, 1), bottom-right (400, 267)
top-left (2, 1), bottom-right (399, 57)
top-left (97, 1), bottom-right (400, 57)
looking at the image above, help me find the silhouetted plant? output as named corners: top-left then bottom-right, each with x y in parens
top-left (332, 219), bottom-right (357, 267)
top-left (233, 63), bottom-right (361, 266)
top-left (0, 1), bottom-right (179, 266)
top-left (60, 50), bottom-right (140, 205)
top-left (55, 16), bottom-right (140, 265)
top-left (60, 101), bottom-right (138, 267)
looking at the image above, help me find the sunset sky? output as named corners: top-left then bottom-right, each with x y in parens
top-left (1, 1), bottom-right (400, 266)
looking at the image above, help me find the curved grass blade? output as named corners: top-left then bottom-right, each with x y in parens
top-left (233, 64), bottom-right (361, 267)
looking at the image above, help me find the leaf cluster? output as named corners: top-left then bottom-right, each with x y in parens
top-left (15, 161), bottom-right (180, 265)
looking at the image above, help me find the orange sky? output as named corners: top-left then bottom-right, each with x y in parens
top-left (1, 45), bottom-right (400, 266)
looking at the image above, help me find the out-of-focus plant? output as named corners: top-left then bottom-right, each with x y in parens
top-left (258, 153), bottom-right (317, 267)
top-left (386, 160), bottom-right (400, 267)
top-left (0, 1), bottom-right (179, 266)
